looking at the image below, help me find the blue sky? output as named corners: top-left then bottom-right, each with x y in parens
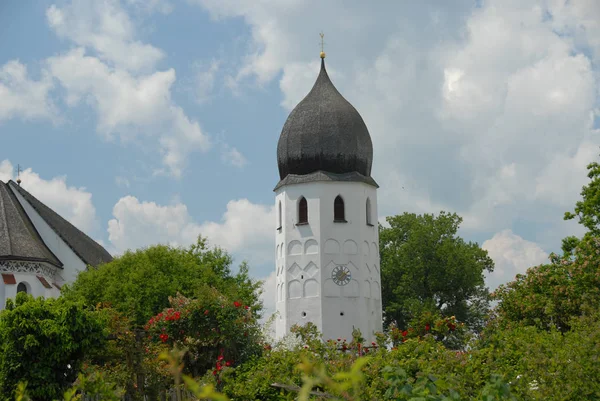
top-left (1, 0), bottom-right (599, 313)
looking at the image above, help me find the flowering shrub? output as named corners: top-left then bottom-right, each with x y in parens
top-left (493, 236), bottom-right (600, 332)
top-left (389, 314), bottom-right (467, 349)
top-left (145, 289), bottom-right (262, 378)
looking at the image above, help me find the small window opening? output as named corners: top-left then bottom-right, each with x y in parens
top-left (334, 195), bottom-right (345, 222)
top-left (277, 201), bottom-right (282, 230)
top-left (301, 275), bottom-right (304, 280)
top-left (298, 197), bottom-right (308, 224)
top-left (301, 311), bottom-right (307, 317)
top-left (17, 282), bottom-right (27, 294)
top-left (366, 198), bottom-right (373, 226)
top-left (340, 311), bottom-right (344, 316)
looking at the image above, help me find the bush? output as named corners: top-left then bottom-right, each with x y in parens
top-left (0, 293), bottom-right (106, 401)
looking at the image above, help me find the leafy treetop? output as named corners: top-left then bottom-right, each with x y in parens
top-left (379, 211), bottom-right (494, 332)
top-left (63, 237), bottom-right (262, 326)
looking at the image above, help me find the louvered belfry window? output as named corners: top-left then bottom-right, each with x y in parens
top-left (298, 197), bottom-right (308, 224)
top-left (334, 196), bottom-right (345, 221)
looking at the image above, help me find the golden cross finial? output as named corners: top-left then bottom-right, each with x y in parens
top-left (319, 32), bottom-right (326, 59)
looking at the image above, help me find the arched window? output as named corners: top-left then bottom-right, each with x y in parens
top-left (277, 201), bottom-right (282, 230)
top-left (17, 282), bottom-right (27, 294)
top-left (298, 197), bottom-right (308, 224)
top-left (334, 195), bottom-right (345, 222)
top-left (366, 198), bottom-right (372, 225)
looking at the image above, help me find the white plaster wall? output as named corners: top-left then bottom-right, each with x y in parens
top-left (1, 270), bottom-right (61, 308)
top-left (10, 187), bottom-right (87, 285)
top-left (275, 180), bottom-right (382, 343)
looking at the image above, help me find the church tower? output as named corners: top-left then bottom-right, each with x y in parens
top-left (274, 52), bottom-right (382, 342)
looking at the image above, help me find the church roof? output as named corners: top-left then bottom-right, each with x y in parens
top-left (276, 58), bottom-right (374, 183)
top-left (0, 181), bottom-right (62, 267)
top-left (8, 181), bottom-right (113, 267)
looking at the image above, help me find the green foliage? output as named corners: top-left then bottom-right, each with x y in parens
top-left (145, 291), bottom-right (263, 377)
top-left (0, 293), bottom-right (106, 401)
top-left (63, 236), bottom-right (262, 327)
top-left (492, 235), bottom-right (600, 332)
top-left (217, 322), bottom-right (521, 401)
top-left (379, 212), bottom-right (494, 333)
top-left (381, 367), bottom-right (461, 400)
top-left (476, 312), bottom-right (600, 400)
top-left (564, 159), bottom-right (600, 253)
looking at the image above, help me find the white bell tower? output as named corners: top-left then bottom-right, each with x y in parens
top-left (274, 53), bottom-right (382, 342)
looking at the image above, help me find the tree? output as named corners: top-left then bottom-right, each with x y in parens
top-left (379, 212), bottom-right (494, 331)
top-left (0, 293), bottom-right (106, 401)
top-left (492, 235), bottom-right (600, 332)
top-left (563, 159), bottom-right (600, 255)
top-left (62, 237), bottom-right (263, 399)
top-left (63, 237), bottom-right (262, 326)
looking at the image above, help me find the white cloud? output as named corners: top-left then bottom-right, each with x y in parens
top-left (46, 46), bottom-right (210, 178)
top-left (193, 59), bottom-right (220, 103)
top-left (482, 229), bottom-right (549, 290)
top-left (221, 144), bottom-right (247, 168)
top-left (0, 60), bottom-right (56, 122)
top-left (46, 1), bottom-right (164, 72)
top-left (0, 160), bottom-right (100, 236)
top-left (0, 160), bottom-right (13, 182)
top-left (259, 271), bottom-right (277, 320)
top-left (108, 196), bottom-right (275, 266)
top-left (37, 0), bottom-right (219, 177)
top-left (115, 176), bottom-right (130, 188)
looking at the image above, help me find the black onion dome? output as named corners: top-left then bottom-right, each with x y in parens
top-left (277, 59), bottom-right (373, 180)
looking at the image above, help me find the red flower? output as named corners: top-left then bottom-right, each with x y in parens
top-left (402, 330), bottom-right (408, 337)
top-left (204, 310), bottom-right (209, 315)
top-left (337, 338), bottom-right (341, 342)
top-left (371, 342), bottom-right (377, 346)
top-left (234, 301), bottom-right (242, 308)
top-left (212, 370), bottom-right (218, 376)
top-left (218, 355), bottom-right (224, 361)
top-left (225, 361), bottom-right (232, 367)
top-left (159, 333), bottom-right (169, 343)
top-left (244, 305), bottom-right (249, 310)
top-left (425, 324), bottom-right (430, 331)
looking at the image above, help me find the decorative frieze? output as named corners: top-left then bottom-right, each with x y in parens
top-left (0, 260), bottom-right (57, 277)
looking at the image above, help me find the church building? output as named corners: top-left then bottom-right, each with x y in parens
top-left (274, 51), bottom-right (382, 342)
top-left (0, 179), bottom-right (112, 308)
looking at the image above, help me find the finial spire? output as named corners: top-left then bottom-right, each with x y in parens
top-left (16, 164), bottom-right (22, 185)
top-left (319, 32), bottom-right (326, 59)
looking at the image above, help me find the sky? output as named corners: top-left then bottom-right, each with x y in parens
top-left (1, 0), bottom-right (599, 317)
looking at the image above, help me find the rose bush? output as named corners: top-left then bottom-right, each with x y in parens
top-left (145, 289), bottom-right (263, 379)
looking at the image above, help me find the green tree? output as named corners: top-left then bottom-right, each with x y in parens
top-left (63, 237), bottom-right (262, 326)
top-left (0, 293), bottom-right (106, 401)
top-left (492, 235), bottom-right (600, 332)
top-left (563, 159), bottom-right (600, 254)
top-left (379, 212), bottom-right (494, 332)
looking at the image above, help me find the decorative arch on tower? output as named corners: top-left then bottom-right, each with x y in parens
top-left (297, 197), bottom-right (308, 224)
top-left (366, 197), bottom-right (373, 226)
top-left (334, 195), bottom-right (346, 222)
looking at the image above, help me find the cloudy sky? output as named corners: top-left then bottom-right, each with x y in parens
top-left (1, 0), bottom-right (599, 315)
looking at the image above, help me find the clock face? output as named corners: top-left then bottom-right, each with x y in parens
top-left (332, 265), bottom-right (351, 286)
